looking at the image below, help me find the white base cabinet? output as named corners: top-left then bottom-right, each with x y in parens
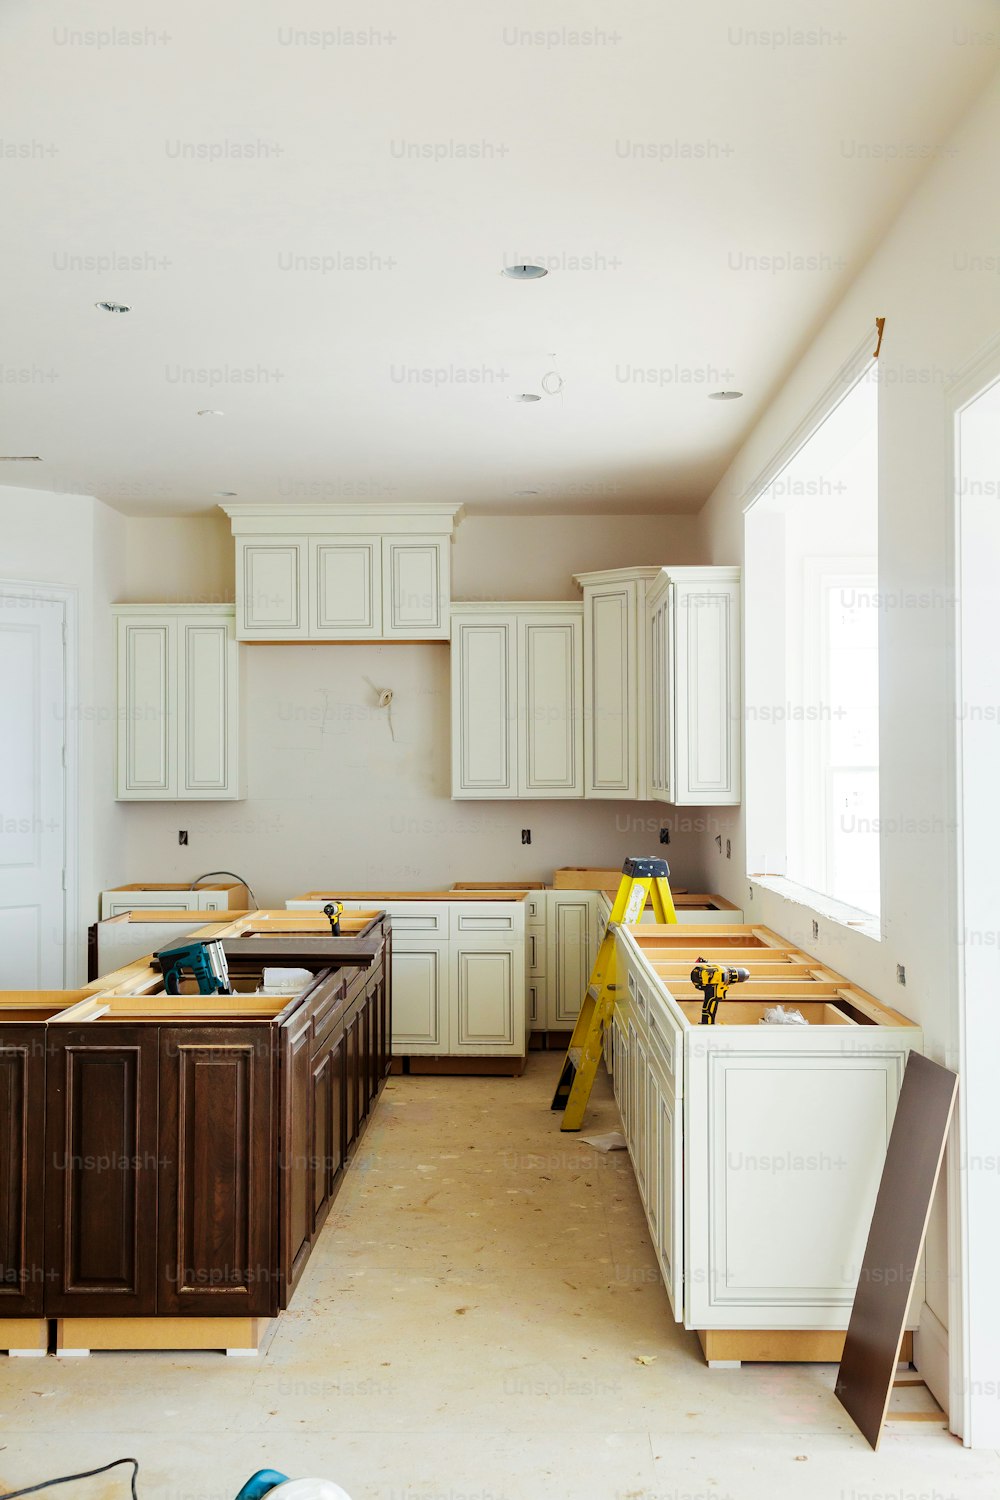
top-left (613, 925), bottom-right (922, 1336)
top-left (114, 606), bottom-right (243, 801)
top-left (286, 897), bottom-right (526, 1056)
top-left (450, 604), bottom-right (584, 799)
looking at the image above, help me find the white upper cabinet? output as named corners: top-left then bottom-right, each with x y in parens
top-left (646, 566), bottom-right (741, 806)
top-left (517, 613), bottom-right (584, 798)
top-left (311, 538), bottom-right (382, 637)
top-left (575, 567), bottom-right (660, 799)
top-left (451, 603), bottom-right (583, 799)
top-left (115, 606), bottom-right (243, 801)
top-left (451, 615), bottom-right (518, 797)
top-left (383, 536), bottom-right (449, 636)
top-left (224, 504), bottom-right (462, 641)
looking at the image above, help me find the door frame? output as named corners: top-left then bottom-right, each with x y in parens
top-left (0, 580), bottom-right (79, 987)
top-left (946, 332), bottom-right (1000, 1447)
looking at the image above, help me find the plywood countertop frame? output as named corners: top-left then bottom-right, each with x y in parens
top-left (619, 922), bottom-right (918, 1030)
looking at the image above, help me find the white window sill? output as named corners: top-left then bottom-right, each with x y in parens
top-left (748, 875), bottom-right (882, 943)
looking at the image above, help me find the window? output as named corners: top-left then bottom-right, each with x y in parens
top-left (745, 367), bottom-right (880, 925)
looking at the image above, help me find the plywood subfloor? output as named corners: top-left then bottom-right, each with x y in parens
top-left (1, 1055), bottom-right (995, 1500)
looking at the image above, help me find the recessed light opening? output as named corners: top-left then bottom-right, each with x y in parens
top-left (708, 390), bottom-right (743, 401)
top-left (95, 301), bottom-right (131, 313)
top-left (501, 264), bottom-right (548, 281)
top-left (512, 393), bottom-right (542, 403)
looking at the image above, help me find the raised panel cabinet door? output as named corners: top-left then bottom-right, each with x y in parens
top-left (0, 1029), bottom-right (46, 1316)
top-left (157, 1027), bottom-right (276, 1318)
top-left (237, 537), bottom-right (307, 639)
top-left (383, 536), bottom-right (449, 637)
top-left (344, 1009), bottom-right (362, 1148)
top-left (280, 1008), bottom-right (313, 1308)
top-left (517, 614), bottom-right (584, 798)
top-left (450, 942), bottom-right (520, 1053)
top-left (451, 617), bottom-right (518, 797)
top-left (673, 578), bottom-right (741, 804)
top-left (584, 584), bottom-right (638, 797)
top-left (178, 616), bottom-right (240, 798)
top-left (685, 1051), bottom-right (901, 1329)
top-left (44, 1028), bottom-right (160, 1317)
top-left (117, 617), bottom-right (175, 798)
top-left (657, 1079), bottom-right (684, 1321)
top-left (311, 538), bottom-right (382, 638)
top-left (546, 895), bottom-right (592, 1026)
top-left (390, 942), bottom-right (447, 1051)
top-left (647, 590), bottom-right (673, 803)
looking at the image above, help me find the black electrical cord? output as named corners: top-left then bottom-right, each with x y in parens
top-left (0, 1457), bottom-right (139, 1499)
top-left (190, 869), bottom-right (258, 910)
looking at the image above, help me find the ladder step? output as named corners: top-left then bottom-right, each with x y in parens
top-left (550, 859), bottom-right (677, 1128)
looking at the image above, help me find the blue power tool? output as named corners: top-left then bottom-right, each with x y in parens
top-left (154, 938), bottom-right (232, 995)
top-left (234, 1474), bottom-right (352, 1500)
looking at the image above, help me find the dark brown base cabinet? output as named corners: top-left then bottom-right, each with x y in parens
top-left (0, 1021), bottom-right (50, 1318)
top-left (1, 941), bottom-right (391, 1329)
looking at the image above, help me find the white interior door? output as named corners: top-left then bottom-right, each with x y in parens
top-left (0, 590), bottom-right (68, 986)
top-left (955, 368), bottom-right (1000, 1447)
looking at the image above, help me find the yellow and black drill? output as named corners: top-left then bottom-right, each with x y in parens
top-left (689, 956), bottom-right (751, 1024)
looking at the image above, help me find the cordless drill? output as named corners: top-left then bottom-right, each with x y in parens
top-left (689, 956), bottom-right (750, 1024)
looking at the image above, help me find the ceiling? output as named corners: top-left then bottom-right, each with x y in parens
top-left (2, 0), bottom-right (998, 517)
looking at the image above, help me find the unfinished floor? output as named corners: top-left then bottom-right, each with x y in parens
top-left (2, 1053), bottom-right (998, 1500)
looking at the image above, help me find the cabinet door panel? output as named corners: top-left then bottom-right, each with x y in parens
top-left (585, 585), bottom-right (637, 796)
top-left (451, 619), bottom-right (517, 797)
top-left (451, 944), bottom-right (518, 1051)
top-left (180, 619), bottom-right (235, 796)
top-left (391, 943), bottom-right (446, 1050)
top-left (157, 1029), bottom-right (276, 1317)
top-left (238, 539), bottom-right (306, 638)
top-left (0, 1030), bottom-right (46, 1316)
top-left (384, 537), bottom-right (447, 637)
top-left (518, 616), bottom-right (583, 797)
top-left (45, 1030), bottom-right (159, 1316)
top-left (547, 896), bottom-right (592, 1025)
top-left (657, 1078), bottom-right (684, 1320)
top-left (311, 539), bottom-right (381, 637)
top-left (673, 581), bottom-right (741, 803)
top-left (280, 1011), bottom-right (313, 1307)
top-left (648, 593), bottom-right (672, 803)
top-left (118, 620), bottom-right (174, 797)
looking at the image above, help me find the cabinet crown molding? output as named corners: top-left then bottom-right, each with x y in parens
top-left (113, 603), bottom-right (235, 615)
top-left (573, 566), bottom-right (663, 588)
top-left (221, 502), bottom-right (464, 537)
top-left (451, 599), bottom-right (583, 615)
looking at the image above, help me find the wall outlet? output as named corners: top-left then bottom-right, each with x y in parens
top-left (812, 919), bottom-right (819, 940)
top-left (896, 964), bottom-right (906, 986)
top-left (659, 827), bottom-right (670, 845)
top-left (178, 830), bottom-right (188, 846)
top-left (726, 839), bottom-right (731, 859)
top-left (521, 829), bottom-right (531, 845)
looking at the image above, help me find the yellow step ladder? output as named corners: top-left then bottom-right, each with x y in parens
top-left (550, 856), bottom-right (677, 1131)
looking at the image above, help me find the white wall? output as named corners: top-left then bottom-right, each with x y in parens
top-left (693, 66), bottom-right (1000, 1423)
top-left (114, 511), bottom-right (710, 906)
top-left (0, 485), bottom-right (126, 981)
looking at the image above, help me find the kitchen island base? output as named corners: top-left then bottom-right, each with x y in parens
top-left (54, 1317), bottom-right (274, 1357)
top-left (1, 1319), bottom-right (47, 1356)
top-left (696, 1328), bottom-right (913, 1367)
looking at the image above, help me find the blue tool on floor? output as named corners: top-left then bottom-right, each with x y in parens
top-left (155, 937), bottom-right (232, 995)
top-left (234, 1474), bottom-right (353, 1500)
